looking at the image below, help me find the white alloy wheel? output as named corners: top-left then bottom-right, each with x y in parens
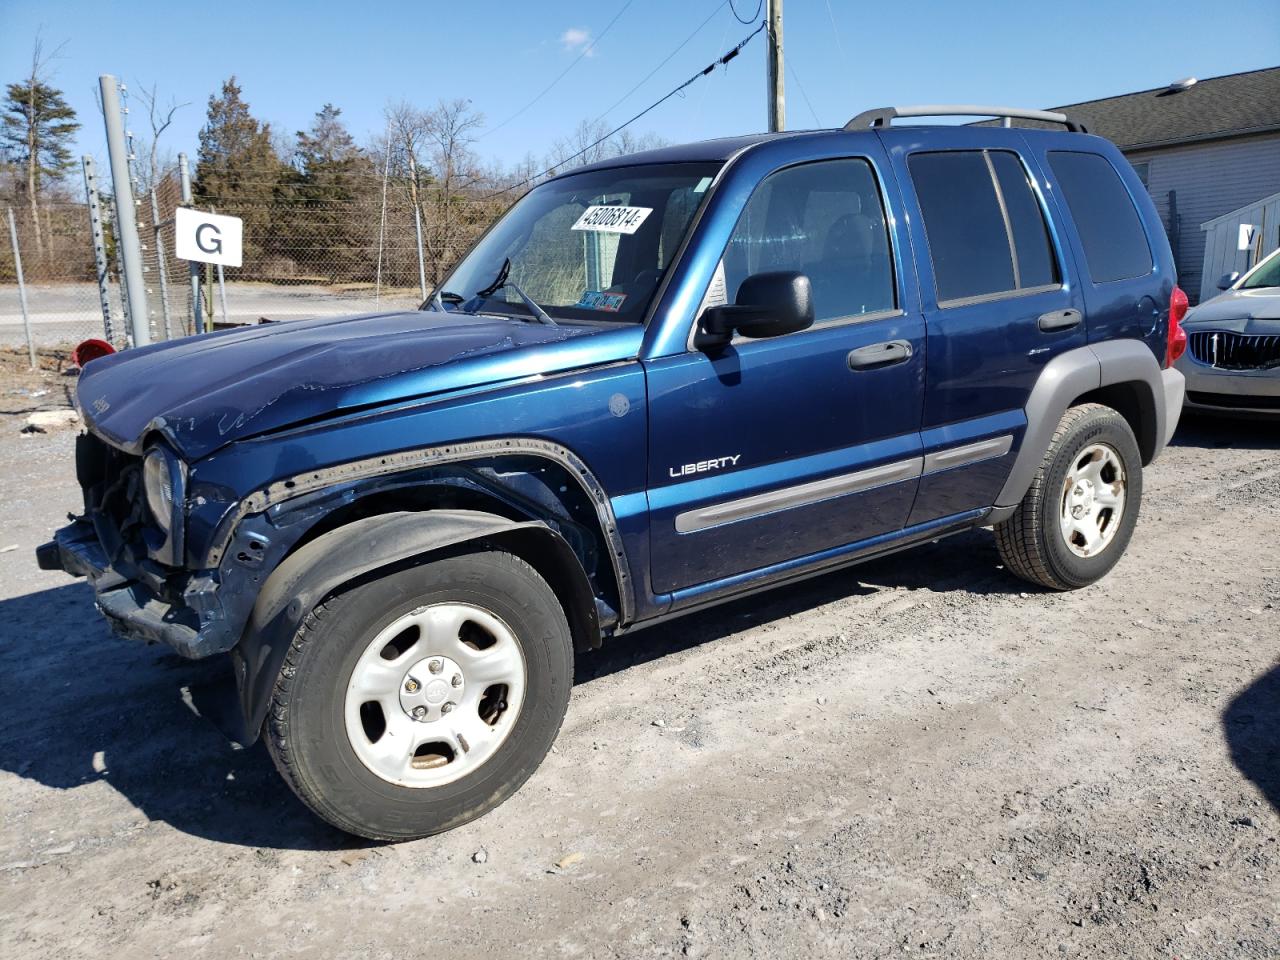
top-left (1059, 442), bottom-right (1127, 558)
top-left (344, 602), bottom-right (527, 787)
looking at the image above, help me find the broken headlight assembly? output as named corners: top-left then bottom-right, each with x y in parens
top-left (142, 444), bottom-right (187, 566)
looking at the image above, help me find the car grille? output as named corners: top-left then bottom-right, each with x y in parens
top-left (1187, 331), bottom-right (1280, 370)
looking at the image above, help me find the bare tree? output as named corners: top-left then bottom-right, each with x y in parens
top-left (132, 83), bottom-right (189, 191)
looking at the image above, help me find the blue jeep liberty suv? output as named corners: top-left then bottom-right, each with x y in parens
top-left (39, 105), bottom-right (1188, 839)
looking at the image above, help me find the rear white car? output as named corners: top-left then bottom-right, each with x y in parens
top-left (1176, 247), bottom-right (1280, 416)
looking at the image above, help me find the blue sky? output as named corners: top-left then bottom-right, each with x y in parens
top-left (2, 0), bottom-right (1277, 172)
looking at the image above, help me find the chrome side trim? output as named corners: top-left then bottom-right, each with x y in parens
top-left (205, 437), bottom-right (636, 624)
top-left (674, 456), bottom-right (923, 534)
top-left (922, 434), bottom-right (1013, 474)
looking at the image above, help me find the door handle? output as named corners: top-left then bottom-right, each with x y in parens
top-left (1038, 308), bottom-right (1082, 332)
top-left (848, 339), bottom-right (913, 370)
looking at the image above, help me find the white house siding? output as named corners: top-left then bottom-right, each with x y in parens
top-left (1128, 132), bottom-right (1280, 302)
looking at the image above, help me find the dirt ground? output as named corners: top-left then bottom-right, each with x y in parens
top-left (0, 396), bottom-right (1277, 959)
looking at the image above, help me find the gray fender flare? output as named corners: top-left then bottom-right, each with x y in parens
top-left (230, 509), bottom-right (594, 746)
top-left (994, 340), bottom-right (1168, 511)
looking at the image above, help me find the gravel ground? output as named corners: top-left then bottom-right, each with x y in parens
top-left (0, 394), bottom-right (1277, 959)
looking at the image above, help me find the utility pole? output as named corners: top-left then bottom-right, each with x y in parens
top-left (99, 74), bottom-right (150, 346)
top-left (766, 0), bottom-right (785, 132)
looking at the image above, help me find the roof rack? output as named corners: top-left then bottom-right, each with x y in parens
top-left (845, 105), bottom-right (1088, 134)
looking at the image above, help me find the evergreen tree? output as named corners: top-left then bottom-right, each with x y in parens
top-left (193, 77), bottom-right (284, 270)
top-left (1, 44), bottom-right (80, 258)
top-left (289, 104), bottom-right (377, 281)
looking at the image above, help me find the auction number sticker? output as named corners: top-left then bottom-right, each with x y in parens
top-left (572, 204), bottom-right (653, 234)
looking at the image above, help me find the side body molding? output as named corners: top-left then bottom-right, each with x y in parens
top-left (994, 340), bottom-right (1170, 510)
top-left (231, 510), bottom-right (596, 746)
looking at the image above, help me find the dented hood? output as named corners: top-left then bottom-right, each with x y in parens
top-left (77, 310), bottom-right (639, 460)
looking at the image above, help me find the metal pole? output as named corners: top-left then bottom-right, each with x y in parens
top-left (178, 153), bottom-right (203, 334)
top-left (766, 0), bottom-right (785, 132)
top-left (6, 209), bottom-right (36, 368)
top-left (149, 187), bottom-right (173, 339)
top-left (82, 156), bottom-right (116, 342)
top-left (408, 153), bottom-right (428, 300)
top-left (110, 200), bottom-right (133, 345)
top-left (375, 120), bottom-right (392, 305)
top-left (217, 262), bottom-right (229, 326)
top-left (99, 75), bottom-right (150, 346)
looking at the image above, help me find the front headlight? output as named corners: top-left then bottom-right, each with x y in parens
top-left (143, 448), bottom-right (175, 535)
top-left (142, 445), bottom-right (186, 564)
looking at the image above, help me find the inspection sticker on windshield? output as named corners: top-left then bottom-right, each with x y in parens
top-left (572, 204), bottom-right (653, 234)
top-left (576, 290), bottom-right (627, 312)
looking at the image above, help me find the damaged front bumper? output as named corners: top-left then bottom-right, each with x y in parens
top-left (37, 519), bottom-right (232, 660)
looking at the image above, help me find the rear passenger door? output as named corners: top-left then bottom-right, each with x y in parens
top-left (883, 131), bottom-right (1086, 525)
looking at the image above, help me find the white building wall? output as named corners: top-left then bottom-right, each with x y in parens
top-left (1130, 133), bottom-right (1280, 302)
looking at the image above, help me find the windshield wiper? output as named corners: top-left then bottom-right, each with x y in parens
top-left (469, 258), bottom-right (558, 326)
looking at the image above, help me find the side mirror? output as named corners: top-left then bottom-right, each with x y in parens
top-left (697, 271), bottom-right (815, 349)
top-left (1218, 271), bottom-right (1241, 290)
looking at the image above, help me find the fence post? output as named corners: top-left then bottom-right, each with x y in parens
top-left (216, 262), bottom-right (229, 325)
top-left (81, 156), bottom-right (117, 342)
top-left (5, 208), bottom-right (36, 368)
top-left (408, 153), bottom-right (428, 300)
top-left (99, 74), bottom-right (150, 346)
top-left (149, 187), bottom-right (174, 339)
top-left (178, 153), bottom-right (203, 334)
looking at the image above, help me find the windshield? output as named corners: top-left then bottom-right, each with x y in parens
top-left (1240, 249), bottom-right (1280, 290)
top-left (436, 162), bottom-right (721, 324)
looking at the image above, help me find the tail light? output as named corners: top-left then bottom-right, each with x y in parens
top-left (1166, 286), bottom-right (1188, 367)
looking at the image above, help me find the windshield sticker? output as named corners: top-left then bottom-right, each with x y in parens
top-left (694, 176), bottom-right (713, 193)
top-left (577, 290), bottom-right (628, 312)
top-left (572, 205), bottom-right (653, 235)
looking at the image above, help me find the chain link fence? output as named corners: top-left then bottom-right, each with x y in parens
top-left (1, 181), bottom-right (514, 366)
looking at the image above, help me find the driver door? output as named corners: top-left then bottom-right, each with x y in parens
top-left (644, 155), bottom-right (926, 598)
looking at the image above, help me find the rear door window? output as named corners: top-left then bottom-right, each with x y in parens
top-left (909, 150), bottom-right (1060, 304)
top-left (1048, 151), bottom-right (1153, 283)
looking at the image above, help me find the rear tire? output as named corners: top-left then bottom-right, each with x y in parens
top-left (994, 403), bottom-right (1142, 591)
top-left (265, 549), bottom-right (573, 840)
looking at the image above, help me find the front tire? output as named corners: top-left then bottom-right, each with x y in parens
top-left (994, 403), bottom-right (1143, 591)
top-left (266, 549), bottom-right (573, 840)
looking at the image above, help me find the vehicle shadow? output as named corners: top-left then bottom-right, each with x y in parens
top-left (1, 529), bottom-right (1023, 850)
top-left (1172, 413), bottom-right (1280, 451)
top-left (0, 581), bottom-right (355, 852)
top-left (579, 527), bottom-right (1017, 683)
top-left (1223, 662), bottom-right (1280, 814)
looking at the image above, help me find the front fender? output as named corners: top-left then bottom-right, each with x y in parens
top-left (230, 509), bottom-right (587, 745)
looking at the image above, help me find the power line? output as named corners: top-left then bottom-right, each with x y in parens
top-left (729, 0), bottom-right (763, 24)
top-left (787, 60), bottom-right (822, 127)
top-left (823, 0), bottom-right (846, 66)
top-left (485, 20), bottom-right (767, 199)
top-left (479, 1), bottom-right (635, 140)
top-left (589, 0), bottom-right (729, 127)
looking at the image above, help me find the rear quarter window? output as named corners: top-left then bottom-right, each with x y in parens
top-left (1048, 151), bottom-right (1153, 283)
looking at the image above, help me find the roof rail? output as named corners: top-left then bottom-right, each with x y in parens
top-left (845, 105), bottom-right (1088, 134)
